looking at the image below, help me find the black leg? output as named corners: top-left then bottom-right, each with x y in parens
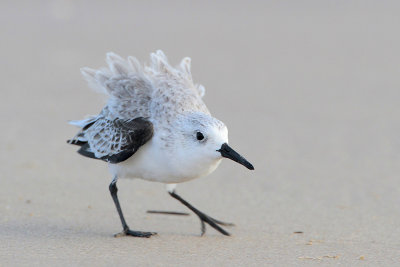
top-left (109, 180), bottom-right (156, 238)
top-left (169, 190), bottom-right (234, 236)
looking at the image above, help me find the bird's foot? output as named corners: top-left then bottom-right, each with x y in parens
top-left (114, 227), bottom-right (157, 238)
top-left (196, 213), bottom-right (235, 236)
top-left (207, 216), bottom-right (235, 227)
top-left (168, 191), bottom-right (235, 236)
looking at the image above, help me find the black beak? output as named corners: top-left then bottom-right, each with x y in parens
top-left (217, 143), bottom-right (254, 170)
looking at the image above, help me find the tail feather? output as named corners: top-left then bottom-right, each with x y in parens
top-left (68, 117), bottom-right (97, 128)
top-left (67, 139), bottom-right (86, 146)
top-left (67, 117), bottom-right (98, 146)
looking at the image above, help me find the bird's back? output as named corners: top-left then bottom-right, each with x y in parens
top-left (81, 50), bottom-right (208, 120)
top-left (69, 50), bottom-right (209, 163)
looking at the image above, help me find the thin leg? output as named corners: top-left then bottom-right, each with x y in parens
top-left (109, 179), bottom-right (156, 238)
top-left (169, 190), bottom-right (234, 236)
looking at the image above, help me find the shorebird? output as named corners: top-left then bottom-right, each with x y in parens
top-left (68, 50), bottom-right (254, 237)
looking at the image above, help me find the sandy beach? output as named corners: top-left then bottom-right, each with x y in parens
top-left (1, 1), bottom-right (400, 265)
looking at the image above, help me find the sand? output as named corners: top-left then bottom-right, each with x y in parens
top-left (1, 1), bottom-right (400, 266)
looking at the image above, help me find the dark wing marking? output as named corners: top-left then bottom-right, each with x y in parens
top-left (68, 139), bottom-right (87, 146)
top-left (69, 117), bottom-right (153, 164)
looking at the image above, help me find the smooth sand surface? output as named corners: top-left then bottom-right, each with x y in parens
top-left (1, 1), bottom-right (400, 266)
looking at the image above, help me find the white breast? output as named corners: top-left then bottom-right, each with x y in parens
top-left (108, 137), bottom-right (222, 184)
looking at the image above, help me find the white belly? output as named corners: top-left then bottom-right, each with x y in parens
top-left (108, 139), bottom-right (222, 184)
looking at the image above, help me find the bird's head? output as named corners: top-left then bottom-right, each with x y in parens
top-left (176, 112), bottom-right (254, 172)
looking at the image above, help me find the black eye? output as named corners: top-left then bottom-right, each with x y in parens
top-left (196, 132), bottom-right (204, 141)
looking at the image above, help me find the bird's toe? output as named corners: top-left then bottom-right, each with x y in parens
top-left (114, 229), bottom-right (157, 238)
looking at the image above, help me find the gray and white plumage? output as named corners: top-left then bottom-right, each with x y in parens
top-left (68, 50), bottom-right (253, 237)
top-left (69, 50), bottom-right (238, 183)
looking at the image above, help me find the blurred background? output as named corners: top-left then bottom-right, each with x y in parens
top-left (1, 0), bottom-right (399, 265)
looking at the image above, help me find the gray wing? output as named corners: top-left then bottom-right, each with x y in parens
top-left (69, 117), bottom-right (153, 164)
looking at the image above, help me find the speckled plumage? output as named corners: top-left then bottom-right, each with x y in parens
top-left (82, 50), bottom-right (208, 121)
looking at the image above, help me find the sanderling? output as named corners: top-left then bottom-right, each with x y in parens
top-left (68, 50), bottom-right (254, 237)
